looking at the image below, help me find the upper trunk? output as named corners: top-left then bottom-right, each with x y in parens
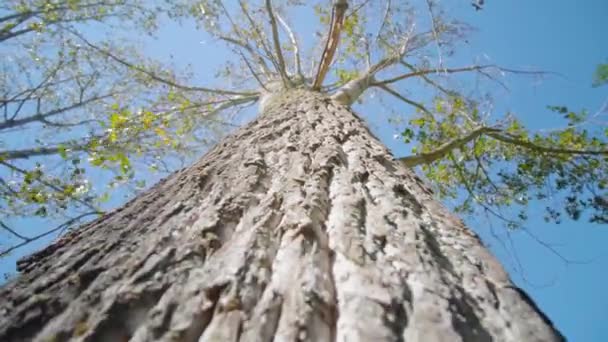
top-left (0, 89), bottom-right (563, 342)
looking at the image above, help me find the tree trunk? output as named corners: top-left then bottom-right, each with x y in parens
top-left (0, 90), bottom-right (563, 342)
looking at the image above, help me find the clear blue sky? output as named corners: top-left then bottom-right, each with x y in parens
top-left (448, 2), bottom-right (608, 341)
top-left (1, 1), bottom-right (607, 341)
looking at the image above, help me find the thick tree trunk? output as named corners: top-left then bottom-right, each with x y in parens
top-left (0, 90), bottom-right (563, 342)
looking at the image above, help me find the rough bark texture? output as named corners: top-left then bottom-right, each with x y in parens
top-left (0, 90), bottom-right (563, 341)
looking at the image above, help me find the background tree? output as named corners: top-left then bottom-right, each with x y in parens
top-left (0, 0), bottom-right (605, 340)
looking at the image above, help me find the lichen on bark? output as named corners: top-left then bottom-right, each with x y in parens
top-left (0, 89), bottom-right (563, 342)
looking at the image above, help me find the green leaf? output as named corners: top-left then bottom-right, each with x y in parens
top-left (592, 63), bottom-right (608, 87)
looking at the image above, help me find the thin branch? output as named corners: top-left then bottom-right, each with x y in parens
top-left (218, 35), bottom-right (272, 78)
top-left (424, 0), bottom-right (445, 70)
top-left (65, 27), bottom-right (256, 96)
top-left (487, 131), bottom-right (608, 156)
top-left (399, 61), bottom-right (456, 96)
top-left (0, 27), bottom-right (35, 42)
top-left (374, 65), bottom-right (539, 87)
top-left (0, 212), bottom-right (99, 258)
top-left (377, 65), bottom-right (495, 84)
top-left (374, 0), bottom-right (392, 41)
top-left (345, 0), bottom-right (372, 20)
top-left (264, 0), bottom-right (290, 86)
top-left (275, 12), bottom-right (303, 78)
top-left (0, 142), bottom-right (89, 160)
top-left (0, 93), bottom-right (114, 131)
top-left (474, 154), bottom-right (501, 193)
top-left (0, 220), bottom-right (29, 241)
top-left (237, 0), bottom-right (280, 74)
top-left (375, 83), bottom-right (432, 115)
top-left (0, 161), bottom-right (99, 212)
top-left (216, 2), bottom-right (272, 77)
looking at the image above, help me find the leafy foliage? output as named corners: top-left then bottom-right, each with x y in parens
top-left (401, 95), bottom-right (607, 227)
top-left (0, 0), bottom-right (255, 255)
top-left (593, 62), bottom-right (608, 87)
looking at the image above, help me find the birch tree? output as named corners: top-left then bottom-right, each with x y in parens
top-left (0, 0), bottom-right (604, 340)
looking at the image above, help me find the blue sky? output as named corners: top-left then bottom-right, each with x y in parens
top-left (451, 2), bottom-right (608, 341)
top-left (1, 0), bottom-right (607, 340)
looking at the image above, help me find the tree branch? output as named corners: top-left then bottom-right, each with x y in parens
top-left (375, 84), bottom-right (433, 115)
top-left (0, 212), bottom-right (99, 258)
top-left (400, 125), bottom-right (608, 168)
top-left (331, 25), bottom-right (415, 105)
top-left (374, 64), bottom-right (553, 87)
top-left (216, 2), bottom-right (272, 78)
top-left (0, 161), bottom-right (99, 212)
top-left (0, 143), bottom-right (88, 161)
top-left (400, 126), bottom-right (501, 167)
top-left (275, 12), bottom-right (303, 78)
top-left (312, 0), bottom-right (349, 90)
top-left (0, 93), bottom-right (114, 131)
top-left (218, 35), bottom-right (272, 78)
top-left (264, 0), bottom-right (291, 86)
top-left (0, 221), bottom-right (30, 241)
top-left (399, 61), bottom-right (456, 96)
top-left (237, 0), bottom-right (280, 75)
top-left (487, 132), bottom-right (608, 156)
top-left (65, 27), bottom-right (256, 96)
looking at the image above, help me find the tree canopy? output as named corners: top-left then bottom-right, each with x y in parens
top-left (0, 0), bottom-right (606, 258)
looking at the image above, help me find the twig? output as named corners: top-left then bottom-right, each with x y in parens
top-left (375, 83), bottom-right (432, 116)
top-left (276, 12), bottom-right (303, 78)
top-left (265, 0), bottom-right (291, 86)
top-left (0, 220), bottom-right (29, 241)
top-left (65, 27), bottom-right (256, 96)
top-left (0, 212), bottom-right (98, 257)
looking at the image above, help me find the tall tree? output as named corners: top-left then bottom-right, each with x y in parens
top-left (0, 0), bottom-right (604, 339)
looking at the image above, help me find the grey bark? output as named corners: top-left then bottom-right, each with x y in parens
top-left (0, 90), bottom-right (563, 342)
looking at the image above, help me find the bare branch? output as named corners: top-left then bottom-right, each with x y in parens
top-left (218, 35), bottom-right (272, 78)
top-left (331, 73), bottom-right (375, 105)
top-left (424, 0), bottom-right (446, 70)
top-left (374, 65), bottom-right (542, 87)
top-left (217, 2), bottom-right (272, 78)
top-left (264, 0), bottom-right (291, 86)
top-left (375, 83), bottom-right (432, 115)
top-left (0, 93), bottom-right (114, 131)
top-left (237, 0), bottom-right (280, 74)
top-left (0, 212), bottom-right (99, 258)
top-left (374, 0), bottom-right (392, 41)
top-left (275, 12), bottom-right (303, 78)
top-left (65, 27), bottom-right (257, 96)
top-left (374, 65), bottom-right (496, 85)
top-left (399, 61), bottom-right (456, 96)
top-left (238, 52), bottom-right (269, 90)
top-left (0, 143), bottom-right (88, 161)
top-left (0, 221), bottom-right (29, 241)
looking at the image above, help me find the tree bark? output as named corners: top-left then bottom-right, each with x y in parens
top-left (0, 89), bottom-right (563, 342)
